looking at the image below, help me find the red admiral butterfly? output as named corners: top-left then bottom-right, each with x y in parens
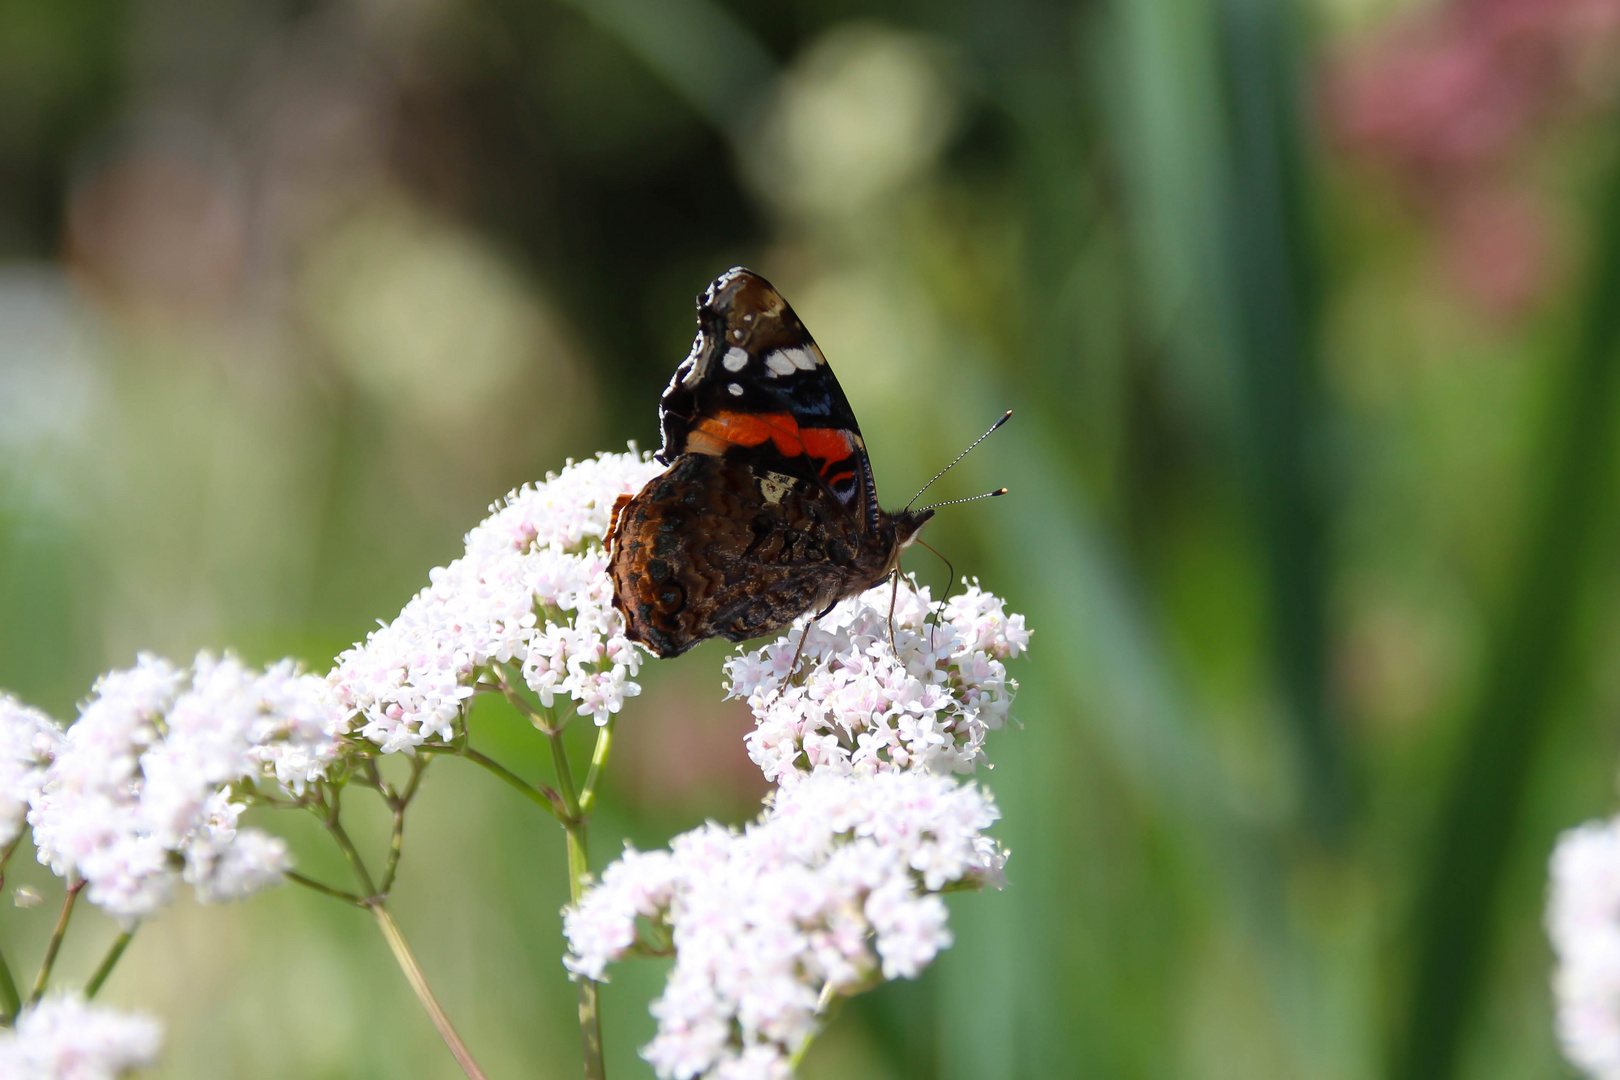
top-left (608, 267), bottom-right (986, 659)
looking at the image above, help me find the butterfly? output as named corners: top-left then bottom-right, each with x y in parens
top-left (606, 267), bottom-right (938, 658)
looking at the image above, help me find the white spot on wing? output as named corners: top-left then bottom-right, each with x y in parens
top-left (779, 346), bottom-right (817, 371)
top-left (723, 347), bottom-right (749, 372)
top-left (764, 351), bottom-right (797, 377)
top-left (728, 382), bottom-right (744, 396)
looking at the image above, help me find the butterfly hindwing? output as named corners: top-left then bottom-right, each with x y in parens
top-left (608, 453), bottom-right (881, 657)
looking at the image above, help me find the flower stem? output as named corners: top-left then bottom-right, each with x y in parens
top-left (379, 757), bottom-right (427, 896)
top-left (458, 746), bottom-right (564, 819)
top-left (84, 929), bottom-right (136, 999)
top-left (0, 837), bottom-right (23, 1022)
top-left (544, 708), bottom-right (605, 1078)
top-left (29, 880), bottom-right (83, 1004)
top-left (579, 718), bottom-right (615, 814)
top-left (370, 902), bottom-right (490, 1080)
top-left (565, 820), bottom-right (605, 1080)
top-left (286, 871), bottom-right (366, 907)
top-left (0, 942), bottom-right (19, 1024)
top-left (0, 835), bottom-right (21, 888)
top-left (324, 793), bottom-right (379, 899)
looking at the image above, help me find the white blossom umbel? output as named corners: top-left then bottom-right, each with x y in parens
top-left (28, 653), bottom-right (337, 919)
top-left (1549, 816), bottom-right (1620, 1079)
top-left (725, 579), bottom-right (1029, 783)
top-left (0, 994), bottom-right (162, 1080)
top-left (565, 771), bottom-right (1005, 1080)
top-left (328, 450), bottom-right (661, 753)
top-left (0, 695), bottom-right (63, 848)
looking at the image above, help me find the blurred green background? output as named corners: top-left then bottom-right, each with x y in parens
top-left (4, 0), bottom-right (1620, 1077)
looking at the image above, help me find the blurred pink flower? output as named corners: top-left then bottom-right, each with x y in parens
top-left (1326, 0), bottom-right (1620, 314)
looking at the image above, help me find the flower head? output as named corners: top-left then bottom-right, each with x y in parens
top-left (0, 695), bottom-right (63, 848)
top-left (328, 450), bottom-right (661, 753)
top-left (0, 994), bottom-right (163, 1080)
top-left (565, 771), bottom-right (1006, 1079)
top-left (725, 578), bottom-right (1027, 783)
top-left (1549, 815), bottom-right (1620, 1079)
top-left (28, 653), bottom-right (324, 919)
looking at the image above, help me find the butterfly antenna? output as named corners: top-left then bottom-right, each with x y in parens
top-left (904, 410), bottom-right (1012, 513)
top-left (916, 487), bottom-right (1008, 514)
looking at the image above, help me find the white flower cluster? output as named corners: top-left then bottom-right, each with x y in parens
top-left (0, 994), bottom-right (162, 1080)
top-left (565, 771), bottom-right (1005, 1080)
top-left (1549, 816), bottom-right (1620, 1079)
top-left (572, 577), bottom-right (1026, 1079)
top-left (0, 695), bottom-right (63, 848)
top-left (328, 450), bottom-right (662, 753)
top-left (26, 652), bottom-right (340, 919)
top-left (725, 579), bottom-right (1028, 783)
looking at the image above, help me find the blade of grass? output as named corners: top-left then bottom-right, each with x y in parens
top-left (1394, 128), bottom-right (1620, 1080)
top-left (1216, 0), bottom-right (1345, 838)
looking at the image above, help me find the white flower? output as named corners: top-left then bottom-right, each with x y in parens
top-left (328, 450), bottom-right (661, 753)
top-left (0, 696), bottom-right (63, 848)
top-left (28, 653), bottom-right (331, 919)
top-left (0, 994), bottom-right (162, 1080)
top-left (726, 578), bottom-right (1027, 784)
top-left (1549, 816), bottom-right (1620, 1079)
top-left (247, 659), bottom-right (346, 796)
top-left (565, 771), bottom-right (1005, 1080)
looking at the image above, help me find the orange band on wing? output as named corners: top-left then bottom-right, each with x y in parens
top-left (694, 411), bottom-right (802, 455)
top-left (691, 414), bottom-right (857, 477)
top-left (799, 428), bottom-right (855, 470)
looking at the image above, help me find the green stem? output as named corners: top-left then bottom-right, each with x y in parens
top-left (458, 747), bottom-right (564, 819)
top-left (371, 903), bottom-right (489, 1080)
top-left (29, 881), bottom-right (83, 1004)
top-left (84, 929), bottom-right (136, 999)
top-left (0, 940), bottom-right (19, 1024)
top-left (543, 696), bottom-right (603, 1078)
top-left (0, 835), bottom-right (21, 1022)
top-left (286, 871), bottom-right (366, 907)
top-left (496, 665), bottom-right (561, 736)
top-left (0, 835), bottom-right (22, 889)
top-left (579, 718), bottom-right (615, 815)
top-left (379, 757), bottom-right (427, 896)
top-left (324, 794), bottom-right (378, 899)
top-left (549, 728), bottom-right (582, 823)
top-left (566, 820), bottom-right (605, 1080)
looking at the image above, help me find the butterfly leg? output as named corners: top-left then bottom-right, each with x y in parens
top-left (913, 539), bottom-right (955, 650)
top-left (886, 569), bottom-right (901, 656)
top-left (771, 600), bottom-right (837, 705)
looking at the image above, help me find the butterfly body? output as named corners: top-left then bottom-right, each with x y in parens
top-left (607, 268), bottom-right (932, 658)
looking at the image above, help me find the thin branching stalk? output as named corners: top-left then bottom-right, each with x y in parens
top-left (286, 871), bottom-right (366, 907)
top-left (309, 776), bottom-right (488, 1079)
top-left (495, 664), bottom-right (560, 736)
top-left (456, 746), bottom-right (565, 818)
top-left (370, 902), bottom-right (490, 1080)
top-left (84, 929), bottom-right (136, 999)
top-left (0, 836), bottom-right (22, 1022)
top-left (0, 943), bottom-right (18, 1025)
top-left (579, 718), bottom-right (615, 814)
top-left (0, 835), bottom-right (21, 889)
top-left (323, 796), bottom-right (378, 899)
top-left (380, 757), bottom-right (427, 896)
top-left (545, 707), bottom-right (608, 1079)
top-left (29, 880), bottom-right (83, 1004)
